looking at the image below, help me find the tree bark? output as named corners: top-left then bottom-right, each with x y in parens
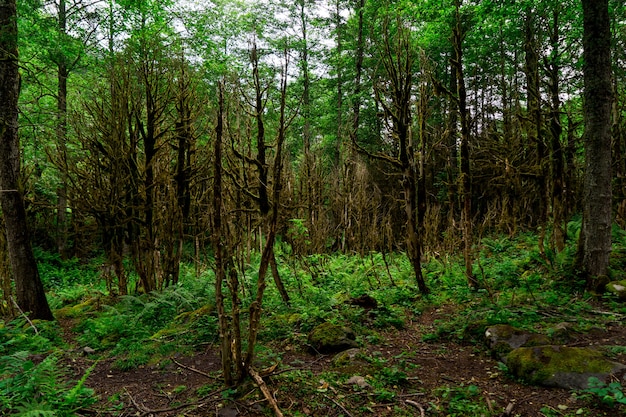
top-left (0, 0), bottom-right (54, 320)
top-left (453, 0), bottom-right (478, 289)
top-left (580, 0), bottom-right (613, 283)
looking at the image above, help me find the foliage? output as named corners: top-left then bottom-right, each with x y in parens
top-left (430, 384), bottom-right (495, 416)
top-left (576, 377), bottom-right (626, 408)
top-left (0, 352), bottom-right (96, 416)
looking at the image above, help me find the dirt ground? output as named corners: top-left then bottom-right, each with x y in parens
top-left (60, 307), bottom-right (626, 417)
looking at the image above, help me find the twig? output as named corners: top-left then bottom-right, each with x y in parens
top-left (172, 357), bottom-right (219, 379)
top-left (11, 297), bottom-right (38, 334)
top-left (590, 309), bottom-right (626, 318)
top-left (324, 394), bottom-right (354, 417)
top-left (398, 392), bottom-right (426, 398)
top-left (249, 366), bottom-right (284, 417)
top-left (484, 392), bottom-right (494, 413)
top-left (124, 388), bottom-right (148, 413)
top-left (127, 386), bottom-right (229, 416)
top-left (501, 401), bottom-right (515, 416)
top-left (405, 400), bottom-right (425, 417)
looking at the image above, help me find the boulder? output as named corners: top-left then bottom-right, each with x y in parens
top-left (606, 280), bottom-right (626, 300)
top-left (549, 322), bottom-right (576, 344)
top-left (331, 348), bottom-right (363, 367)
top-left (506, 345), bottom-right (626, 390)
top-left (484, 324), bottom-right (551, 361)
top-left (308, 322), bottom-right (358, 354)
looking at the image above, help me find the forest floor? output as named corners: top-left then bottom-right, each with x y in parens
top-left (59, 303), bottom-right (626, 417)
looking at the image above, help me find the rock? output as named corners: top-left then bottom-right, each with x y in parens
top-left (345, 375), bottom-right (371, 389)
top-left (331, 348), bottom-right (362, 367)
top-left (308, 322), bottom-right (358, 354)
top-left (217, 405), bottom-right (239, 417)
top-left (506, 345), bottom-right (626, 390)
top-left (484, 324), bottom-right (551, 361)
top-left (348, 294), bottom-right (378, 310)
top-left (606, 280), bottom-right (626, 300)
top-left (550, 322), bottom-right (576, 344)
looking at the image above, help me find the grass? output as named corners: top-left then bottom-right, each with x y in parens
top-left (2, 224), bottom-right (626, 415)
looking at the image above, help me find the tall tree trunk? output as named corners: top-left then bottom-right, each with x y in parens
top-left (453, 0), bottom-right (478, 288)
top-left (547, 7), bottom-right (566, 252)
top-left (0, 0), bottom-right (53, 320)
top-left (350, 0), bottom-right (365, 146)
top-left (524, 11), bottom-right (548, 255)
top-left (580, 0), bottom-right (613, 284)
top-left (213, 81), bottom-right (235, 386)
top-left (334, 0), bottom-right (343, 167)
top-left (245, 50), bottom-right (290, 372)
top-left (56, 0), bottom-right (69, 259)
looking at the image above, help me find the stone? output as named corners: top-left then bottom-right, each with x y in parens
top-left (506, 345), bottom-right (626, 390)
top-left (345, 375), bottom-right (371, 389)
top-left (550, 322), bottom-right (576, 344)
top-left (331, 348), bottom-right (362, 367)
top-left (606, 280), bottom-right (626, 300)
top-left (348, 294), bottom-right (378, 310)
top-left (484, 324), bottom-right (551, 361)
top-left (308, 322), bottom-right (358, 354)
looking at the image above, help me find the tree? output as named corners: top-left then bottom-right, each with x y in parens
top-left (0, 0), bottom-right (53, 320)
top-left (579, 0), bottom-right (613, 285)
top-left (452, 0), bottom-right (478, 288)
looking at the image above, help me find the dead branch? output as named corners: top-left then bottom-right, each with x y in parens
top-left (405, 399), bottom-right (425, 417)
top-left (172, 358), bottom-right (219, 380)
top-left (323, 394), bottom-right (354, 417)
top-left (249, 366), bottom-right (284, 417)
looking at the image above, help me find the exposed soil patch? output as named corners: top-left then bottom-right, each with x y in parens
top-left (58, 308), bottom-right (626, 416)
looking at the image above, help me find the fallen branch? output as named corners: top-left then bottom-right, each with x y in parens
top-left (11, 297), bottom-right (38, 334)
top-left (500, 401), bottom-right (515, 416)
top-left (323, 394), bottom-right (354, 417)
top-left (249, 366), bottom-right (284, 417)
top-left (124, 386), bottom-right (228, 416)
top-left (172, 358), bottom-right (219, 379)
top-left (405, 399), bottom-right (425, 417)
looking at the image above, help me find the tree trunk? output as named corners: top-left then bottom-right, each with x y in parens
top-left (524, 11), bottom-right (548, 255)
top-left (547, 7), bottom-right (566, 252)
top-left (453, 0), bottom-right (478, 288)
top-left (0, 0), bottom-right (53, 320)
top-left (580, 0), bottom-right (613, 284)
top-left (55, 0), bottom-right (69, 259)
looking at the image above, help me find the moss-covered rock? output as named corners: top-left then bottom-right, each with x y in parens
top-left (506, 345), bottom-right (626, 389)
top-left (331, 348), bottom-right (363, 367)
top-left (549, 322), bottom-right (576, 344)
top-left (484, 324), bottom-right (551, 360)
top-left (606, 280), bottom-right (626, 300)
top-left (308, 322), bottom-right (358, 354)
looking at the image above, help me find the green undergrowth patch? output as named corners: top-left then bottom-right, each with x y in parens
top-left (0, 352), bottom-right (97, 416)
top-left (4, 226), bottom-right (626, 415)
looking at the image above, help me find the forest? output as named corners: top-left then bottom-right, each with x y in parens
top-left (2, 0), bottom-right (626, 416)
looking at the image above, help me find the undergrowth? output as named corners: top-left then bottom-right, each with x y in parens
top-left (3, 223), bottom-right (626, 415)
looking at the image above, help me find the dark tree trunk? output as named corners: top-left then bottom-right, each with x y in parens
top-left (56, 0), bottom-right (69, 259)
top-left (0, 0), bottom-right (53, 320)
top-left (453, 0), bottom-right (478, 289)
top-left (547, 8), bottom-right (566, 252)
top-left (580, 0), bottom-right (613, 283)
top-left (524, 12), bottom-right (548, 255)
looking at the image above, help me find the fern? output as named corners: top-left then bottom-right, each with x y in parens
top-left (0, 353), bottom-right (97, 416)
top-left (12, 401), bottom-right (56, 417)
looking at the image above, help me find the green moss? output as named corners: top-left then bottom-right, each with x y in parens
top-left (308, 322), bottom-right (357, 353)
top-left (55, 297), bottom-right (98, 318)
top-left (606, 280), bottom-right (626, 299)
top-left (507, 346), bottom-right (616, 386)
